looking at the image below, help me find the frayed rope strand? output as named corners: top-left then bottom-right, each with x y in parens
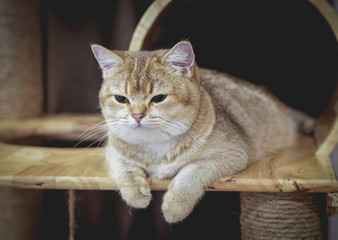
top-left (68, 190), bottom-right (77, 240)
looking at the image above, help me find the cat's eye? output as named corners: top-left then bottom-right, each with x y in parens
top-left (115, 95), bottom-right (129, 104)
top-left (151, 95), bottom-right (167, 103)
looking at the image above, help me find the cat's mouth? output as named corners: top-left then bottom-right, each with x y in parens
top-left (131, 122), bottom-right (147, 129)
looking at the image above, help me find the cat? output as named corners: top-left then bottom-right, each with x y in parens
top-left (91, 41), bottom-right (314, 223)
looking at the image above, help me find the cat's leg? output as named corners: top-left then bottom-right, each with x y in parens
top-left (116, 166), bottom-right (152, 208)
top-left (162, 150), bottom-right (248, 223)
top-left (106, 146), bottom-right (152, 208)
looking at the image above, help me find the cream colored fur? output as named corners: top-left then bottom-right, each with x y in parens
top-left (91, 41), bottom-right (312, 223)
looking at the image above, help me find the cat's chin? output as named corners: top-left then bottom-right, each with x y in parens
top-left (114, 127), bottom-right (172, 145)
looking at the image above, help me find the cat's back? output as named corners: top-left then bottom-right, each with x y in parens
top-left (199, 68), bottom-right (291, 116)
top-left (199, 68), bottom-right (296, 161)
top-left (199, 68), bottom-right (274, 106)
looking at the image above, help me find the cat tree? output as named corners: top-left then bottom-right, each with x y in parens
top-left (0, 0), bottom-right (337, 239)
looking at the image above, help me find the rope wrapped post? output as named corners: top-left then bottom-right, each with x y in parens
top-left (0, 0), bottom-right (43, 119)
top-left (68, 190), bottom-right (77, 240)
top-left (240, 192), bottom-right (326, 239)
top-left (0, 0), bottom-right (43, 239)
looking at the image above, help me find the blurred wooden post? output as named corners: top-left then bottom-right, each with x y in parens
top-left (0, 0), bottom-right (43, 239)
top-left (0, 0), bottom-right (43, 119)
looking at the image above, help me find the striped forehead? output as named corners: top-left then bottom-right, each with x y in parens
top-left (124, 57), bottom-right (153, 95)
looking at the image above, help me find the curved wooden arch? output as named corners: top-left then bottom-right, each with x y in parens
top-left (129, 0), bottom-right (172, 51)
top-left (129, 0), bottom-right (338, 157)
top-left (307, 0), bottom-right (338, 158)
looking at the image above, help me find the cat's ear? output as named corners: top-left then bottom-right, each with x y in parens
top-left (91, 44), bottom-right (122, 77)
top-left (163, 41), bottom-right (195, 78)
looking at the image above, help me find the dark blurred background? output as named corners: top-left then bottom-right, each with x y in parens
top-left (40, 0), bottom-right (338, 118)
top-left (41, 0), bottom-right (152, 114)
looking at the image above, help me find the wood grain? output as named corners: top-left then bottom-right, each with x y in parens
top-left (0, 114), bottom-right (104, 142)
top-left (210, 136), bottom-right (338, 192)
top-left (0, 122), bottom-right (337, 192)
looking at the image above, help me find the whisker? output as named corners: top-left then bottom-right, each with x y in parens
top-left (97, 132), bottom-right (109, 147)
top-left (74, 126), bottom-right (109, 147)
top-left (173, 121), bottom-right (197, 140)
top-left (75, 120), bottom-right (108, 142)
top-left (156, 117), bottom-right (195, 141)
top-left (85, 132), bottom-right (110, 148)
top-left (160, 122), bottom-right (182, 135)
top-left (73, 119), bottom-right (114, 148)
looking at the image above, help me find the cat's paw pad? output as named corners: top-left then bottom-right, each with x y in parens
top-left (162, 190), bottom-right (194, 223)
top-left (120, 178), bottom-right (151, 208)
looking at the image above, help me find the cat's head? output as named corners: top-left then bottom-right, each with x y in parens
top-left (91, 41), bottom-right (200, 144)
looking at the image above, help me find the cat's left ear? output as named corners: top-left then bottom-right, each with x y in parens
top-left (91, 44), bottom-right (122, 77)
top-left (163, 41), bottom-right (195, 78)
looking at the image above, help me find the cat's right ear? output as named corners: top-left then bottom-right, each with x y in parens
top-left (91, 44), bottom-right (122, 77)
top-left (162, 41), bottom-right (195, 78)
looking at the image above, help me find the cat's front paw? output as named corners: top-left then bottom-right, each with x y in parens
top-left (162, 189), bottom-right (196, 223)
top-left (119, 176), bottom-right (151, 208)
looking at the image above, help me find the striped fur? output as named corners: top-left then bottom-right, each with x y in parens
top-left (92, 41), bottom-right (303, 223)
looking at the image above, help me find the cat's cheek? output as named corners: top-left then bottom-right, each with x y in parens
top-left (114, 108), bottom-right (128, 118)
top-left (163, 98), bottom-right (197, 119)
top-left (161, 103), bottom-right (186, 120)
top-left (104, 109), bottom-right (128, 123)
top-left (101, 107), bottom-right (117, 120)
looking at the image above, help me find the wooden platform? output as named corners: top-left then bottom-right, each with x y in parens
top-left (0, 115), bottom-right (337, 192)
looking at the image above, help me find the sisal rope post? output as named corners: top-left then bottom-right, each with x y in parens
top-left (0, 0), bottom-right (43, 239)
top-left (68, 190), bottom-right (77, 240)
top-left (0, 0), bottom-right (43, 119)
top-left (240, 192), bottom-right (326, 239)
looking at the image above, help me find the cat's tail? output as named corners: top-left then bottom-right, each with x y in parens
top-left (289, 108), bottom-right (316, 135)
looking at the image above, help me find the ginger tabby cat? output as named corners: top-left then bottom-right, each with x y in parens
top-left (91, 41), bottom-right (313, 223)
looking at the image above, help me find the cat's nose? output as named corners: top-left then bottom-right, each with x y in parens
top-left (132, 113), bottom-right (145, 123)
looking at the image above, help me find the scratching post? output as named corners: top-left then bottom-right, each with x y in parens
top-left (0, 188), bottom-right (42, 240)
top-left (68, 190), bottom-right (77, 240)
top-left (240, 192), bottom-right (326, 239)
top-left (0, 0), bottom-right (43, 239)
top-left (0, 0), bottom-right (43, 119)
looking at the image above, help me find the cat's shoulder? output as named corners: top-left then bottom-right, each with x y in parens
top-left (199, 68), bottom-right (284, 108)
top-left (199, 68), bottom-right (232, 81)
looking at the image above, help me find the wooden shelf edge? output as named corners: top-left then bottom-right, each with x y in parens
top-left (0, 136), bottom-right (337, 192)
top-left (1, 175), bottom-right (337, 193)
top-left (0, 113), bottom-right (104, 142)
top-left (0, 113), bottom-right (337, 193)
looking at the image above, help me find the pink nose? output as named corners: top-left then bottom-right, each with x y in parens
top-left (132, 113), bottom-right (145, 123)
